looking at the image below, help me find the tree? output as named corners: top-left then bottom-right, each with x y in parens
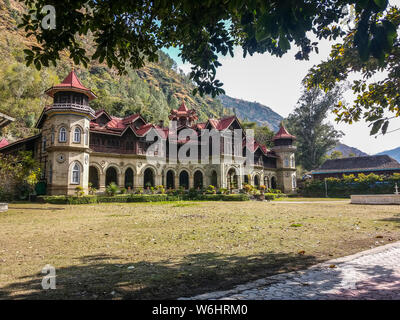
top-left (0, 151), bottom-right (41, 200)
top-left (306, 4), bottom-right (400, 135)
top-left (348, 152), bottom-right (356, 157)
top-left (286, 86), bottom-right (344, 171)
top-left (330, 150), bottom-right (343, 159)
top-left (19, 0), bottom-right (396, 97)
top-left (254, 126), bottom-right (275, 149)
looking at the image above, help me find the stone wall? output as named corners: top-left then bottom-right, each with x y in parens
top-left (0, 203), bottom-right (8, 212)
top-left (351, 194), bottom-right (400, 205)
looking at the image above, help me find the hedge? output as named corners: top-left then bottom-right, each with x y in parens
top-left (264, 193), bottom-right (288, 201)
top-left (302, 173), bottom-right (400, 198)
top-left (37, 193), bottom-right (249, 204)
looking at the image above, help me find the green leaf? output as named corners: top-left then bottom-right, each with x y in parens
top-left (373, 0), bottom-right (388, 9)
top-left (381, 121), bottom-right (389, 134)
top-left (370, 119), bottom-right (384, 135)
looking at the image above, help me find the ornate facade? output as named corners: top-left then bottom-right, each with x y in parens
top-left (0, 70), bottom-right (297, 195)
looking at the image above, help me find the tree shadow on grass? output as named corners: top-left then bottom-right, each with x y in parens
top-left (380, 213), bottom-right (400, 228)
top-left (0, 251), bottom-right (318, 300)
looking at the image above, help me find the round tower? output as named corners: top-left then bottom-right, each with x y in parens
top-left (271, 122), bottom-right (297, 193)
top-left (36, 69), bottom-right (96, 195)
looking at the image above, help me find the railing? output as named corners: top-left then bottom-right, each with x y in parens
top-left (48, 103), bottom-right (95, 116)
top-left (90, 145), bottom-right (146, 155)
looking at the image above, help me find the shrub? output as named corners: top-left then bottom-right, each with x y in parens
top-left (106, 182), bottom-right (119, 196)
top-left (88, 183), bottom-right (97, 195)
top-left (67, 196), bottom-right (97, 204)
top-left (205, 185), bottom-right (216, 194)
top-left (75, 186), bottom-right (84, 197)
top-left (243, 184), bottom-right (253, 194)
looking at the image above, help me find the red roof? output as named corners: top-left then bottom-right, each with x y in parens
top-left (45, 69), bottom-right (97, 100)
top-left (272, 123), bottom-right (296, 141)
top-left (178, 101), bottom-right (188, 112)
top-left (208, 116), bottom-right (236, 130)
top-left (0, 138), bottom-right (9, 148)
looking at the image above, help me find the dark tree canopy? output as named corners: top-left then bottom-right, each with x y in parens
top-left (306, 4), bottom-right (400, 135)
top-left (19, 0), bottom-right (396, 97)
top-left (286, 86), bottom-right (344, 171)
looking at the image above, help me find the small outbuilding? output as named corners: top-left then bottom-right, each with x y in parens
top-left (311, 155), bottom-right (400, 180)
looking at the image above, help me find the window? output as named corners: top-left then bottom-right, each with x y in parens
top-left (42, 137), bottom-right (47, 152)
top-left (51, 128), bottom-right (55, 144)
top-left (284, 157), bottom-right (289, 167)
top-left (291, 156), bottom-right (295, 167)
top-left (73, 127), bottom-right (81, 143)
top-left (292, 175), bottom-right (297, 189)
top-left (59, 127), bottom-right (67, 142)
top-left (72, 163), bottom-right (80, 184)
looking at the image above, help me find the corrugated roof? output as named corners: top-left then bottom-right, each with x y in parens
top-left (312, 155), bottom-right (400, 174)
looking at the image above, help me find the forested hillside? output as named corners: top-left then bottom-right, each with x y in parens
top-left (0, 0), bottom-right (231, 141)
top-left (0, 0), bottom-right (283, 142)
top-left (218, 95), bottom-right (282, 131)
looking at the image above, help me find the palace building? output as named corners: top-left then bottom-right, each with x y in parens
top-left (0, 70), bottom-right (297, 195)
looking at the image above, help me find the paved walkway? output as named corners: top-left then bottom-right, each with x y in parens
top-left (182, 242), bottom-right (400, 300)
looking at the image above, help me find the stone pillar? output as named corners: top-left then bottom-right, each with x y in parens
top-left (137, 174), bottom-right (144, 189)
top-left (189, 174), bottom-right (194, 189)
top-left (99, 172), bottom-right (106, 193)
top-left (174, 174), bottom-right (179, 189)
top-left (155, 174), bottom-right (162, 187)
top-left (119, 172), bottom-right (125, 189)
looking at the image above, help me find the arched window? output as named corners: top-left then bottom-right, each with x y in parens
top-left (72, 163), bottom-right (80, 184)
top-left (59, 127), bottom-right (67, 142)
top-left (292, 175), bottom-right (297, 189)
top-left (291, 156), bottom-right (295, 167)
top-left (73, 127), bottom-right (81, 143)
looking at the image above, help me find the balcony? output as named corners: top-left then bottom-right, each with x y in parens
top-left (47, 103), bottom-right (95, 117)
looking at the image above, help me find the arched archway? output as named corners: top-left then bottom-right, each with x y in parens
top-left (244, 175), bottom-right (249, 185)
top-left (227, 168), bottom-right (238, 190)
top-left (143, 168), bottom-right (155, 188)
top-left (271, 176), bottom-right (277, 189)
top-left (125, 168), bottom-right (134, 189)
top-left (89, 166), bottom-right (100, 189)
top-left (166, 170), bottom-right (175, 189)
top-left (179, 170), bottom-right (189, 189)
top-left (106, 167), bottom-right (118, 186)
top-left (194, 170), bottom-right (203, 190)
top-left (210, 170), bottom-right (218, 188)
top-left (254, 175), bottom-right (260, 188)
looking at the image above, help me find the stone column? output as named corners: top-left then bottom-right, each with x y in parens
top-left (99, 172), bottom-right (106, 193)
top-left (119, 172), bottom-right (125, 189)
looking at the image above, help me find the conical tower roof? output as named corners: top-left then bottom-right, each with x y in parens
top-left (45, 69), bottom-right (97, 100)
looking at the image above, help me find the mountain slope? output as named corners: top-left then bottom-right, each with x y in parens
top-left (218, 95), bottom-right (282, 131)
top-left (376, 147), bottom-right (400, 162)
top-left (0, 0), bottom-right (284, 142)
top-left (327, 143), bottom-right (369, 157)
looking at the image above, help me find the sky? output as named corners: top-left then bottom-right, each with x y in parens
top-left (163, 20), bottom-right (399, 155)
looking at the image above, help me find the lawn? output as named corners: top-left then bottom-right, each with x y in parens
top-left (0, 200), bottom-right (399, 299)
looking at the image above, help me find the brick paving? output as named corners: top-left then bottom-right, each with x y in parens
top-left (181, 242), bottom-right (400, 300)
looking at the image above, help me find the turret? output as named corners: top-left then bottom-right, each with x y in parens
top-left (169, 101), bottom-right (198, 127)
top-left (271, 122), bottom-right (297, 193)
top-left (36, 69), bottom-right (96, 195)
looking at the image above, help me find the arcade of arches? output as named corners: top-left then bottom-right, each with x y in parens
top-left (89, 163), bottom-right (280, 191)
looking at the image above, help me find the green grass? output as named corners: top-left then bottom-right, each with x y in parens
top-left (0, 201), bottom-right (399, 299)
